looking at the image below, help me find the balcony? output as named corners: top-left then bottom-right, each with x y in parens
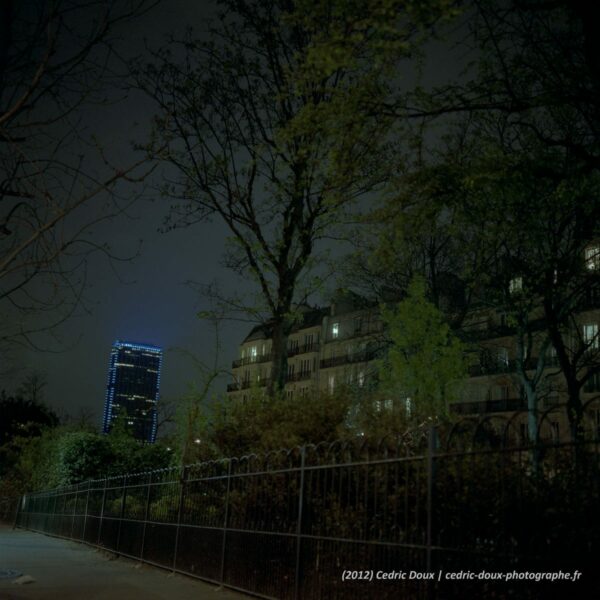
top-left (288, 342), bottom-right (319, 357)
top-left (226, 370), bottom-right (313, 392)
top-left (450, 397), bottom-right (527, 416)
top-left (232, 343), bottom-right (320, 368)
top-left (320, 350), bottom-right (378, 369)
top-left (227, 378), bottom-right (270, 392)
top-left (286, 371), bottom-right (313, 382)
top-left (468, 356), bottom-right (559, 377)
top-left (232, 353), bottom-right (273, 369)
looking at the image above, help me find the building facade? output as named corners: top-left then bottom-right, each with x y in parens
top-left (227, 295), bottom-right (385, 401)
top-left (102, 340), bottom-right (162, 443)
top-left (226, 279), bottom-right (600, 442)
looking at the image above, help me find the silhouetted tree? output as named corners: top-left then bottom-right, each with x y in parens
top-left (0, 390), bottom-right (58, 445)
top-left (137, 0), bottom-right (448, 394)
top-left (0, 0), bottom-right (156, 349)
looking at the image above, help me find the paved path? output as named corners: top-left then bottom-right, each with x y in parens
top-left (0, 525), bottom-right (249, 600)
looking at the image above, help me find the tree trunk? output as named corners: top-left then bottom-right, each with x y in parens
top-left (268, 317), bottom-right (290, 397)
top-left (564, 373), bottom-right (584, 443)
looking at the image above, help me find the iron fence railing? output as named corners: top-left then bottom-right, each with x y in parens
top-left (14, 406), bottom-right (600, 599)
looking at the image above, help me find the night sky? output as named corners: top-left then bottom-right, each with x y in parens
top-left (0, 0), bottom-right (463, 429)
top-left (1, 1), bottom-right (235, 424)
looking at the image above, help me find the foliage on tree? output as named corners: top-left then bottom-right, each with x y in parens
top-left (136, 0), bottom-right (452, 395)
top-left (55, 432), bottom-right (115, 485)
top-left (379, 276), bottom-right (466, 421)
top-left (1, 421), bottom-right (172, 493)
top-left (191, 387), bottom-right (352, 458)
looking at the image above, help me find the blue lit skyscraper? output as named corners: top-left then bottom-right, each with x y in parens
top-left (102, 340), bottom-right (162, 443)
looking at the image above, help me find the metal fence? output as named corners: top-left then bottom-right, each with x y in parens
top-left (15, 408), bottom-right (600, 599)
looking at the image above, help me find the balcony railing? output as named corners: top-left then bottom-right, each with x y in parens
top-left (232, 343), bottom-right (320, 369)
top-left (320, 350), bottom-right (378, 369)
top-left (227, 378), bottom-right (270, 392)
top-left (232, 353), bottom-right (274, 369)
top-left (450, 397), bottom-right (527, 415)
top-left (227, 370), bottom-right (313, 392)
top-left (468, 355), bottom-right (560, 377)
top-left (288, 343), bottom-right (319, 357)
top-left (286, 371), bottom-right (313, 382)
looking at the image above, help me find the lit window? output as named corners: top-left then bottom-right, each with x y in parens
top-left (358, 370), bottom-right (365, 387)
top-left (328, 374), bottom-right (335, 393)
top-left (405, 397), bottom-right (412, 416)
top-left (332, 322), bottom-right (339, 339)
top-left (250, 346), bottom-right (258, 361)
top-left (583, 323), bottom-right (599, 349)
top-left (509, 277), bottom-right (523, 294)
top-left (497, 347), bottom-right (509, 367)
top-left (585, 245), bottom-right (600, 270)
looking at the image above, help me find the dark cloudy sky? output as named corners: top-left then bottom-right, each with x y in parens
top-left (1, 0), bottom-right (465, 428)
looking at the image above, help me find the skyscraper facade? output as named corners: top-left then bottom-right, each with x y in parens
top-left (102, 340), bottom-right (162, 443)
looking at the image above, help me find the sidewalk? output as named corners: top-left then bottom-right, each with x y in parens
top-left (0, 525), bottom-right (249, 600)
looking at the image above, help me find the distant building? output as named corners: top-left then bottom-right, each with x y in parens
top-left (102, 340), bottom-right (162, 443)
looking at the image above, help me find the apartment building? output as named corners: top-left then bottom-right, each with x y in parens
top-left (226, 247), bottom-right (600, 440)
top-left (227, 294), bottom-right (384, 400)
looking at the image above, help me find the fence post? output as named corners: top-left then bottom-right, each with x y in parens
top-left (426, 425), bottom-right (437, 574)
top-left (12, 495), bottom-right (22, 530)
top-left (81, 481), bottom-right (91, 542)
top-left (172, 466), bottom-right (188, 572)
top-left (116, 475), bottom-right (128, 552)
top-left (70, 486), bottom-right (79, 539)
top-left (97, 477), bottom-right (108, 546)
top-left (140, 471), bottom-right (152, 561)
top-left (51, 491), bottom-right (58, 534)
top-left (293, 446), bottom-right (307, 600)
top-left (219, 460), bottom-right (233, 584)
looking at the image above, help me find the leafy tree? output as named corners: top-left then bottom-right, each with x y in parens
top-left (201, 387), bottom-right (351, 457)
top-left (2, 423), bottom-right (172, 493)
top-left (444, 122), bottom-right (600, 439)
top-left (136, 0), bottom-right (451, 395)
top-left (380, 276), bottom-right (466, 421)
top-left (55, 432), bottom-right (115, 485)
top-left (106, 417), bottom-right (171, 474)
top-left (0, 425), bottom-right (62, 492)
